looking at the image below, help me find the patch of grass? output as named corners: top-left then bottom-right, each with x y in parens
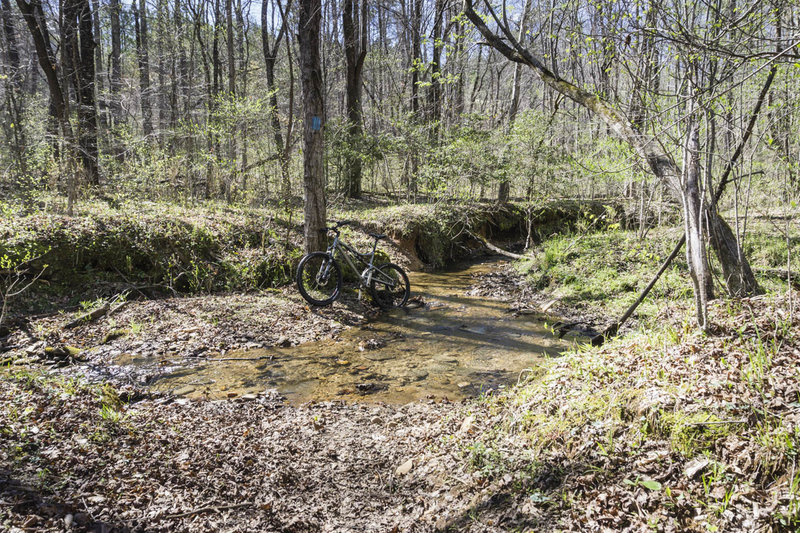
top-left (525, 227), bottom-right (690, 321)
top-left (654, 411), bottom-right (735, 456)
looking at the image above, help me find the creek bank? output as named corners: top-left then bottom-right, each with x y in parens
top-left (0, 199), bottom-right (636, 317)
top-left (428, 293), bottom-right (800, 531)
top-left (1, 199), bottom-right (635, 390)
top-left (4, 259), bottom-right (570, 405)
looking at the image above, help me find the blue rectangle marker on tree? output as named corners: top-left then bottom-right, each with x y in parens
top-left (311, 116), bottom-right (322, 132)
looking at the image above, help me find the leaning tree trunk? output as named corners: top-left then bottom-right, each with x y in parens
top-left (16, 0), bottom-right (71, 148)
top-left (298, 0), bottom-right (327, 253)
top-left (463, 1), bottom-right (761, 323)
top-left (707, 210), bottom-right (760, 297)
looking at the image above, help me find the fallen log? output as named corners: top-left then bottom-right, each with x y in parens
top-left (467, 231), bottom-right (529, 260)
top-left (64, 295), bottom-right (130, 330)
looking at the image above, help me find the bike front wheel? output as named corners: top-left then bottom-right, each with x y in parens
top-left (369, 263), bottom-right (410, 309)
top-left (296, 252), bottom-right (342, 306)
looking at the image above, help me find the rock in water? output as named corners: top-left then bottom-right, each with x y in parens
top-left (359, 338), bottom-right (386, 351)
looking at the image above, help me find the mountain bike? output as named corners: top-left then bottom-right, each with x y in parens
top-left (296, 220), bottom-right (410, 309)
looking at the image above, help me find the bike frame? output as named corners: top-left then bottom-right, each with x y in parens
top-left (325, 232), bottom-right (396, 289)
top-left (327, 232), bottom-right (377, 279)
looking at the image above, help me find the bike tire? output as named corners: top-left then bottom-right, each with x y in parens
top-left (296, 252), bottom-right (343, 306)
top-left (369, 263), bottom-right (410, 309)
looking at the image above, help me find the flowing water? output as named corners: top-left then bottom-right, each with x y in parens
top-left (116, 259), bottom-right (574, 404)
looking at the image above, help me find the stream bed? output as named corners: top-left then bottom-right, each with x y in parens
top-left (114, 259), bottom-right (574, 403)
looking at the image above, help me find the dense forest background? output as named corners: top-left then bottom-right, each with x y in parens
top-left (0, 0), bottom-right (796, 210)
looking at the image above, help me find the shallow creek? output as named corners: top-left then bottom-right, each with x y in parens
top-left (116, 259), bottom-right (574, 404)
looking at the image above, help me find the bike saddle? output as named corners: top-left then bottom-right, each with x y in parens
top-left (369, 233), bottom-right (387, 240)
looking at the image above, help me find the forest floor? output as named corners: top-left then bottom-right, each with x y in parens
top-left (3, 276), bottom-right (799, 532)
top-left (2, 201), bottom-right (800, 532)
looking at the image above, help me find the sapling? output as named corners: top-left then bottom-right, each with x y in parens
top-left (0, 246), bottom-right (48, 338)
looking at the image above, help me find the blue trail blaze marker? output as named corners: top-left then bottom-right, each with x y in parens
top-left (311, 116), bottom-right (322, 132)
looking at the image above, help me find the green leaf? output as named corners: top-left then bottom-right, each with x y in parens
top-left (641, 480), bottom-right (662, 491)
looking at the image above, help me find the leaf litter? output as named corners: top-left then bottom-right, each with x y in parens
top-left (2, 265), bottom-right (800, 531)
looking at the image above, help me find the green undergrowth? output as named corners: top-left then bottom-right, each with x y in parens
top-left (527, 227), bottom-right (689, 317)
top-left (517, 219), bottom-right (799, 325)
top-left (453, 295), bottom-right (800, 529)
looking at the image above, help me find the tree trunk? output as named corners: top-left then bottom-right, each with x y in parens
top-left (76, 0), bottom-right (99, 184)
top-left (16, 0), bottom-right (70, 152)
top-left (173, 0), bottom-right (188, 126)
top-left (0, 0), bottom-right (20, 85)
top-left (407, 0), bottom-right (421, 197)
top-left (226, 0), bottom-right (235, 95)
top-left (507, 0), bottom-right (532, 127)
top-left (262, 0), bottom-right (291, 199)
top-left (426, 0), bottom-right (443, 137)
top-left (212, 0), bottom-right (221, 97)
top-left (63, 0), bottom-right (99, 185)
top-left (298, 0), bottom-right (327, 253)
top-left (109, 0), bottom-right (122, 123)
top-left (342, 0), bottom-right (367, 198)
top-left (707, 210), bottom-right (760, 297)
top-left (134, 0), bottom-right (153, 137)
top-left (224, 0), bottom-right (236, 199)
top-left (91, 0), bottom-right (106, 138)
top-left (1, 0), bottom-right (27, 175)
top-left (681, 119), bottom-right (713, 328)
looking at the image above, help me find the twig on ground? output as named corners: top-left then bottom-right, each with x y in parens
top-left (202, 356), bottom-right (273, 362)
top-left (160, 502), bottom-right (253, 520)
top-left (687, 419), bottom-right (746, 426)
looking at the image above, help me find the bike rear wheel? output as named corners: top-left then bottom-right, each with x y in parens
top-left (296, 252), bottom-right (342, 306)
top-left (369, 263), bottom-right (410, 309)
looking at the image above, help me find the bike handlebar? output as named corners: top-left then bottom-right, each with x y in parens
top-left (319, 220), bottom-right (355, 233)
